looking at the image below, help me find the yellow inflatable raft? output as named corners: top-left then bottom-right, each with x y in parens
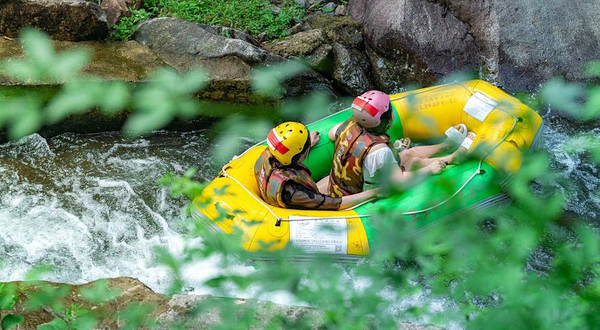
top-left (192, 80), bottom-right (544, 257)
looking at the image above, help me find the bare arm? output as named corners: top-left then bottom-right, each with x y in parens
top-left (339, 189), bottom-right (377, 209)
top-left (328, 123), bottom-right (342, 141)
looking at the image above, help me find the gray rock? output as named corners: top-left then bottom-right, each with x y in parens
top-left (263, 29), bottom-right (325, 57)
top-left (332, 43), bottom-right (374, 94)
top-left (136, 18), bottom-right (282, 65)
top-left (289, 22), bottom-right (307, 35)
top-left (135, 18), bottom-right (333, 100)
top-left (295, 0), bottom-right (308, 9)
top-left (100, 0), bottom-right (128, 26)
top-left (349, 0), bottom-right (600, 92)
top-left (349, 0), bottom-right (477, 88)
top-left (197, 24), bottom-right (261, 47)
top-left (306, 43), bottom-right (333, 73)
top-left (0, 0), bottom-right (109, 41)
top-left (323, 2), bottom-right (336, 13)
top-left (334, 4), bottom-right (347, 16)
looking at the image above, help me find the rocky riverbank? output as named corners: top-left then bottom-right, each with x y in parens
top-left (3, 0), bottom-right (600, 95)
top-left (2, 277), bottom-right (440, 330)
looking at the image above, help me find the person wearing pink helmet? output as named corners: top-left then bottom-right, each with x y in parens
top-left (324, 90), bottom-right (474, 197)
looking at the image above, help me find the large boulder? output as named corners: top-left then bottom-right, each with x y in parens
top-left (349, 0), bottom-right (477, 92)
top-left (135, 18), bottom-right (334, 101)
top-left (0, 0), bottom-right (109, 41)
top-left (2, 277), bottom-right (441, 330)
top-left (349, 0), bottom-right (600, 92)
top-left (331, 43), bottom-right (374, 94)
top-left (136, 18), bottom-right (282, 66)
top-left (0, 38), bottom-right (168, 84)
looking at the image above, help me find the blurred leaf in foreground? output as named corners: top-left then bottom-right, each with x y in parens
top-left (251, 60), bottom-right (309, 98)
top-left (280, 91), bottom-right (334, 123)
top-left (540, 78), bottom-right (586, 119)
top-left (212, 115), bottom-right (272, 164)
top-left (1, 29), bottom-right (91, 83)
top-left (79, 279), bottom-right (122, 304)
top-left (124, 68), bottom-right (208, 137)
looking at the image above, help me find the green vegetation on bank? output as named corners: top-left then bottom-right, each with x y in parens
top-left (1, 30), bottom-right (600, 330)
top-left (111, 0), bottom-right (305, 41)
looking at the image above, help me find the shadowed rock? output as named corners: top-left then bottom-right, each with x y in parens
top-left (349, 0), bottom-right (600, 92)
top-left (0, 0), bottom-right (109, 41)
top-left (349, 0), bottom-right (477, 90)
top-left (331, 43), bottom-right (373, 94)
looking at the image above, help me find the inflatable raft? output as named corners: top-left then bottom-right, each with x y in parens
top-left (192, 80), bottom-right (543, 257)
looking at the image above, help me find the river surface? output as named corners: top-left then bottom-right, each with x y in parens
top-left (0, 113), bottom-right (598, 302)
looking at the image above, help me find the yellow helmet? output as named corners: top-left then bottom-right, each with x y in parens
top-left (267, 122), bottom-right (310, 165)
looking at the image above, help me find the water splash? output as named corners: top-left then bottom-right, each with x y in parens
top-left (0, 131), bottom-right (218, 293)
top-left (538, 114), bottom-right (600, 223)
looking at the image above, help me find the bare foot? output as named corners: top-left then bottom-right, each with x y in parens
top-left (442, 124), bottom-right (468, 149)
top-left (440, 131), bottom-right (476, 164)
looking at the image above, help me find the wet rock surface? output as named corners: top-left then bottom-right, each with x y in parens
top-left (331, 43), bottom-right (373, 94)
top-left (349, 0), bottom-right (477, 90)
top-left (135, 17), bottom-right (334, 100)
top-left (0, 0), bottom-right (109, 41)
top-left (349, 0), bottom-right (600, 92)
top-left (0, 38), bottom-right (167, 84)
top-left (2, 277), bottom-right (441, 330)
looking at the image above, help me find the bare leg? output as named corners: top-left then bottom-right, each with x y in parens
top-left (436, 132), bottom-right (477, 165)
top-left (398, 124), bottom-right (467, 167)
top-left (316, 176), bottom-right (330, 194)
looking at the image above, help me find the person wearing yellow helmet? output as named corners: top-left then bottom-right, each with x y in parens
top-left (254, 122), bottom-right (377, 210)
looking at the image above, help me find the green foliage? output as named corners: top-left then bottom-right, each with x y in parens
top-left (159, 169), bottom-right (208, 200)
top-left (2, 29), bottom-right (600, 330)
top-left (0, 283), bottom-right (24, 330)
top-left (110, 8), bottom-right (152, 41)
top-left (124, 67), bottom-right (208, 137)
top-left (251, 60), bottom-right (309, 98)
top-left (79, 280), bottom-right (121, 304)
top-left (540, 77), bottom-right (600, 121)
top-left (117, 303), bottom-right (156, 330)
top-left (142, 0), bottom-right (304, 39)
top-left (1, 314), bottom-right (24, 330)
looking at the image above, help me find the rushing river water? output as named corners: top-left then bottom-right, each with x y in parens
top-left (0, 113), bottom-right (598, 298)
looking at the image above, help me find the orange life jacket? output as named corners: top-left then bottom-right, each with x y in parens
top-left (328, 119), bottom-right (396, 197)
top-left (254, 148), bottom-right (319, 208)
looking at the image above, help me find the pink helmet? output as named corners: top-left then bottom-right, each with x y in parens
top-left (351, 90), bottom-right (391, 128)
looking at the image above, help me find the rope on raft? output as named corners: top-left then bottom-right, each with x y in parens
top-left (221, 82), bottom-right (518, 227)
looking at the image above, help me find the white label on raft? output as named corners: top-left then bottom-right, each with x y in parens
top-left (463, 91), bottom-right (497, 122)
top-left (289, 216), bottom-right (347, 254)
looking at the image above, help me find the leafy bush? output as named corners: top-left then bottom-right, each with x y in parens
top-left (110, 8), bottom-right (152, 41)
top-left (111, 0), bottom-right (305, 40)
top-left (155, 0), bottom-right (304, 38)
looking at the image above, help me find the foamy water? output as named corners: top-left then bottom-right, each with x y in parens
top-left (0, 131), bottom-right (218, 293)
